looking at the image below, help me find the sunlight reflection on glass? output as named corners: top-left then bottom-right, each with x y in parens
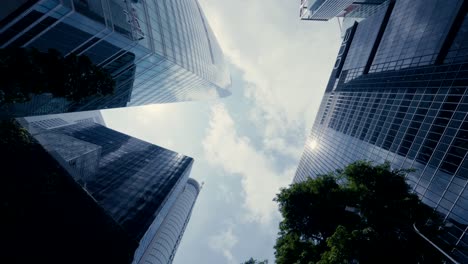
top-left (309, 139), bottom-right (318, 150)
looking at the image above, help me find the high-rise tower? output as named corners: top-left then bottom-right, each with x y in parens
top-left (22, 110), bottom-right (106, 131)
top-left (19, 117), bottom-right (200, 263)
top-left (300, 0), bottom-right (390, 37)
top-left (135, 178), bottom-right (200, 264)
top-left (29, 121), bottom-right (194, 240)
top-left (296, 0), bottom-right (468, 261)
top-left (299, 0), bottom-right (388, 21)
top-left (1, 0), bottom-right (231, 117)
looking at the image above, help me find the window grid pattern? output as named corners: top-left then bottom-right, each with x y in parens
top-left (295, 0), bottom-right (468, 260)
top-left (301, 0), bottom-right (355, 20)
top-left (445, 12), bottom-right (468, 65)
top-left (38, 122), bottom-right (194, 242)
top-left (296, 89), bottom-right (468, 259)
top-left (297, 61), bottom-right (468, 257)
top-left (370, 0), bottom-right (462, 72)
top-left (341, 3), bottom-right (388, 79)
top-left (31, 117), bottom-right (68, 129)
top-left (0, 0), bottom-right (230, 117)
top-left (344, 0), bottom-right (389, 18)
top-left (138, 179), bottom-right (200, 264)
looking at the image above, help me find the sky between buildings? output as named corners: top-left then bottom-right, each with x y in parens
top-left (102, 0), bottom-right (341, 263)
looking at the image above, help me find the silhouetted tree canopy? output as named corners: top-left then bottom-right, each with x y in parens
top-left (0, 47), bottom-right (115, 105)
top-left (0, 120), bottom-right (137, 263)
top-left (274, 161), bottom-right (444, 264)
top-left (242, 257), bottom-right (269, 264)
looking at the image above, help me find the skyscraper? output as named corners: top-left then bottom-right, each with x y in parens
top-left (1, 0), bottom-right (230, 117)
top-left (20, 118), bottom-right (200, 263)
top-left (135, 178), bottom-right (200, 264)
top-left (295, 0), bottom-right (468, 261)
top-left (22, 110), bottom-right (106, 131)
top-left (300, 0), bottom-right (388, 21)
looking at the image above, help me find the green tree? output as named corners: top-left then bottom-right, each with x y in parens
top-left (274, 161), bottom-right (443, 264)
top-left (0, 47), bottom-right (115, 105)
top-left (242, 257), bottom-right (269, 264)
top-left (0, 118), bottom-right (31, 147)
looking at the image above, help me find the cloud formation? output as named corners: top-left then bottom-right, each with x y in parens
top-left (103, 103), bottom-right (211, 157)
top-left (203, 104), bottom-right (292, 224)
top-left (208, 226), bottom-right (239, 264)
top-left (200, 0), bottom-right (341, 156)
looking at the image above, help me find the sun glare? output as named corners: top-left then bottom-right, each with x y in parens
top-left (309, 140), bottom-right (318, 150)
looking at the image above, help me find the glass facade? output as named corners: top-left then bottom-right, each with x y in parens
top-left (370, 0), bottom-right (462, 71)
top-left (340, 2), bottom-right (390, 79)
top-left (136, 179), bottom-right (200, 264)
top-left (300, 0), bottom-right (388, 21)
top-left (29, 122), bottom-right (194, 243)
top-left (22, 110), bottom-right (106, 131)
top-left (21, 118), bottom-right (201, 263)
top-left (0, 0), bottom-right (231, 117)
top-left (296, 0), bottom-right (468, 261)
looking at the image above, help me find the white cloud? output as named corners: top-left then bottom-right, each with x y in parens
top-left (209, 227), bottom-right (239, 264)
top-left (203, 104), bottom-right (292, 224)
top-left (103, 105), bottom-right (185, 150)
top-left (102, 103), bottom-right (211, 157)
top-left (200, 0), bottom-right (341, 156)
top-left (263, 137), bottom-right (304, 160)
top-left (176, 87), bottom-right (220, 102)
top-left (217, 183), bottom-right (235, 204)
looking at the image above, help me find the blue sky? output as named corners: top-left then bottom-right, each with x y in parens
top-left (103, 0), bottom-right (341, 263)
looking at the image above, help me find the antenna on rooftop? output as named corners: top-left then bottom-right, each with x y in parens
top-left (337, 17), bottom-right (343, 33)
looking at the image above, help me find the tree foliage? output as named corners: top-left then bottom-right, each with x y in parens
top-left (0, 47), bottom-right (115, 105)
top-left (274, 161), bottom-right (443, 264)
top-left (0, 118), bottom-right (31, 148)
top-left (242, 257), bottom-right (269, 264)
top-left (0, 120), bottom-right (137, 263)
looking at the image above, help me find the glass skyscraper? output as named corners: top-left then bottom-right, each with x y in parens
top-left (22, 110), bottom-right (106, 130)
top-left (136, 178), bottom-right (200, 264)
top-left (20, 118), bottom-right (200, 263)
top-left (296, 0), bottom-right (468, 261)
top-left (1, 0), bottom-right (230, 117)
top-left (300, 0), bottom-right (388, 21)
